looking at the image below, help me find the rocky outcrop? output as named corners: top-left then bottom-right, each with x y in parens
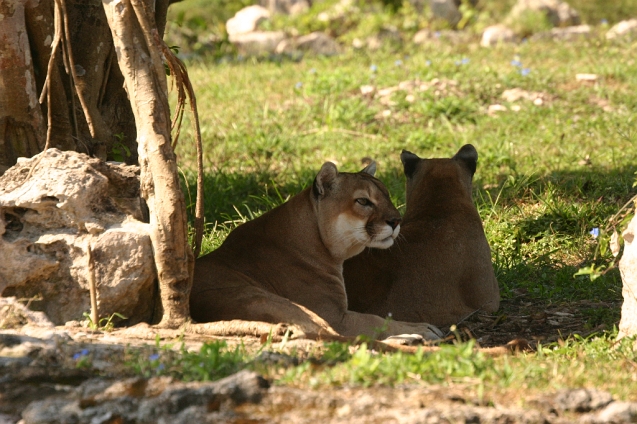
top-left (0, 149), bottom-right (156, 325)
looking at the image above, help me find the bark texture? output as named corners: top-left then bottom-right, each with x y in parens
top-left (0, 0), bottom-right (46, 172)
top-left (102, 0), bottom-right (193, 327)
top-left (0, 0), bottom-right (180, 170)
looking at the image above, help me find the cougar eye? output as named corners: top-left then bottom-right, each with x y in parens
top-left (356, 198), bottom-right (372, 206)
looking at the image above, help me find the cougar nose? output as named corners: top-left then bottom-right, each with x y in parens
top-left (386, 217), bottom-right (401, 230)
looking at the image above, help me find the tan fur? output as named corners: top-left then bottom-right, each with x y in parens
top-left (343, 145), bottom-right (500, 327)
top-left (190, 162), bottom-right (442, 340)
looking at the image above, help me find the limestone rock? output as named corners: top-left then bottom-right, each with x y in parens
top-left (20, 370), bottom-right (269, 424)
top-left (231, 31), bottom-right (287, 55)
top-left (429, 0), bottom-right (462, 27)
top-left (509, 0), bottom-right (580, 28)
top-left (619, 210), bottom-right (637, 339)
top-left (606, 19), bottom-right (637, 40)
top-left (226, 5), bottom-right (270, 38)
top-left (481, 25), bottom-right (516, 47)
top-left (0, 149), bottom-right (156, 325)
top-left (588, 401), bottom-right (637, 423)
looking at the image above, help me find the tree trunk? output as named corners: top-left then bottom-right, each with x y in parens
top-left (0, 0), bottom-right (169, 170)
top-left (0, 0), bottom-right (46, 172)
top-left (102, 0), bottom-right (193, 327)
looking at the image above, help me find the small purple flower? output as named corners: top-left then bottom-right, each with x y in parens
top-left (425, 60), bottom-right (431, 66)
top-left (156, 363), bottom-right (165, 371)
top-left (434, 31), bottom-right (441, 38)
top-left (370, 64), bottom-right (378, 73)
top-left (149, 353), bottom-right (160, 361)
top-left (394, 59), bottom-right (403, 67)
top-left (295, 82), bottom-right (303, 89)
top-left (590, 228), bottom-right (600, 238)
top-left (309, 68), bottom-right (317, 74)
top-left (511, 60), bottom-right (522, 67)
top-left (455, 58), bottom-right (470, 66)
top-left (601, 19), bottom-right (608, 25)
top-left (520, 68), bottom-right (531, 76)
top-left (73, 349), bottom-right (90, 360)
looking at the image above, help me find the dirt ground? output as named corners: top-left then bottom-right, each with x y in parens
top-left (0, 294), bottom-right (626, 423)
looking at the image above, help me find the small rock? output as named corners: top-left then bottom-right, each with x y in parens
top-left (481, 25), bottom-right (516, 47)
top-left (413, 29), bottom-right (434, 44)
top-left (226, 5), bottom-right (270, 37)
top-left (360, 85), bottom-right (375, 97)
top-left (488, 104), bottom-right (508, 115)
top-left (576, 73), bottom-right (598, 82)
top-left (606, 19), bottom-right (637, 40)
top-left (501, 88), bottom-right (549, 104)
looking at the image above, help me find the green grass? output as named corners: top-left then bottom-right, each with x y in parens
top-left (160, 1), bottom-right (637, 402)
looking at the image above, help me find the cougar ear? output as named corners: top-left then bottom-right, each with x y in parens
top-left (400, 150), bottom-right (420, 179)
top-left (361, 160), bottom-right (376, 176)
top-left (313, 162), bottom-right (339, 197)
top-left (453, 144), bottom-right (478, 176)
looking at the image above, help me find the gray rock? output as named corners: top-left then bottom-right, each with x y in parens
top-left (429, 0), bottom-right (462, 27)
top-left (230, 31), bottom-right (287, 55)
top-left (0, 149), bottom-right (156, 325)
top-left (20, 370), bottom-right (269, 424)
top-left (619, 211), bottom-right (637, 339)
top-left (226, 5), bottom-right (270, 38)
top-left (22, 398), bottom-right (82, 424)
top-left (481, 25), bottom-right (516, 47)
top-left (606, 19), bottom-right (637, 40)
top-left (509, 0), bottom-right (581, 28)
top-left (589, 401), bottom-right (637, 423)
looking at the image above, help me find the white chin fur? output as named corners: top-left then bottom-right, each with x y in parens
top-left (367, 223), bottom-right (400, 249)
top-left (368, 236), bottom-right (395, 249)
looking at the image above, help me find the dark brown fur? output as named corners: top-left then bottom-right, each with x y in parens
top-left (343, 145), bottom-right (500, 327)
